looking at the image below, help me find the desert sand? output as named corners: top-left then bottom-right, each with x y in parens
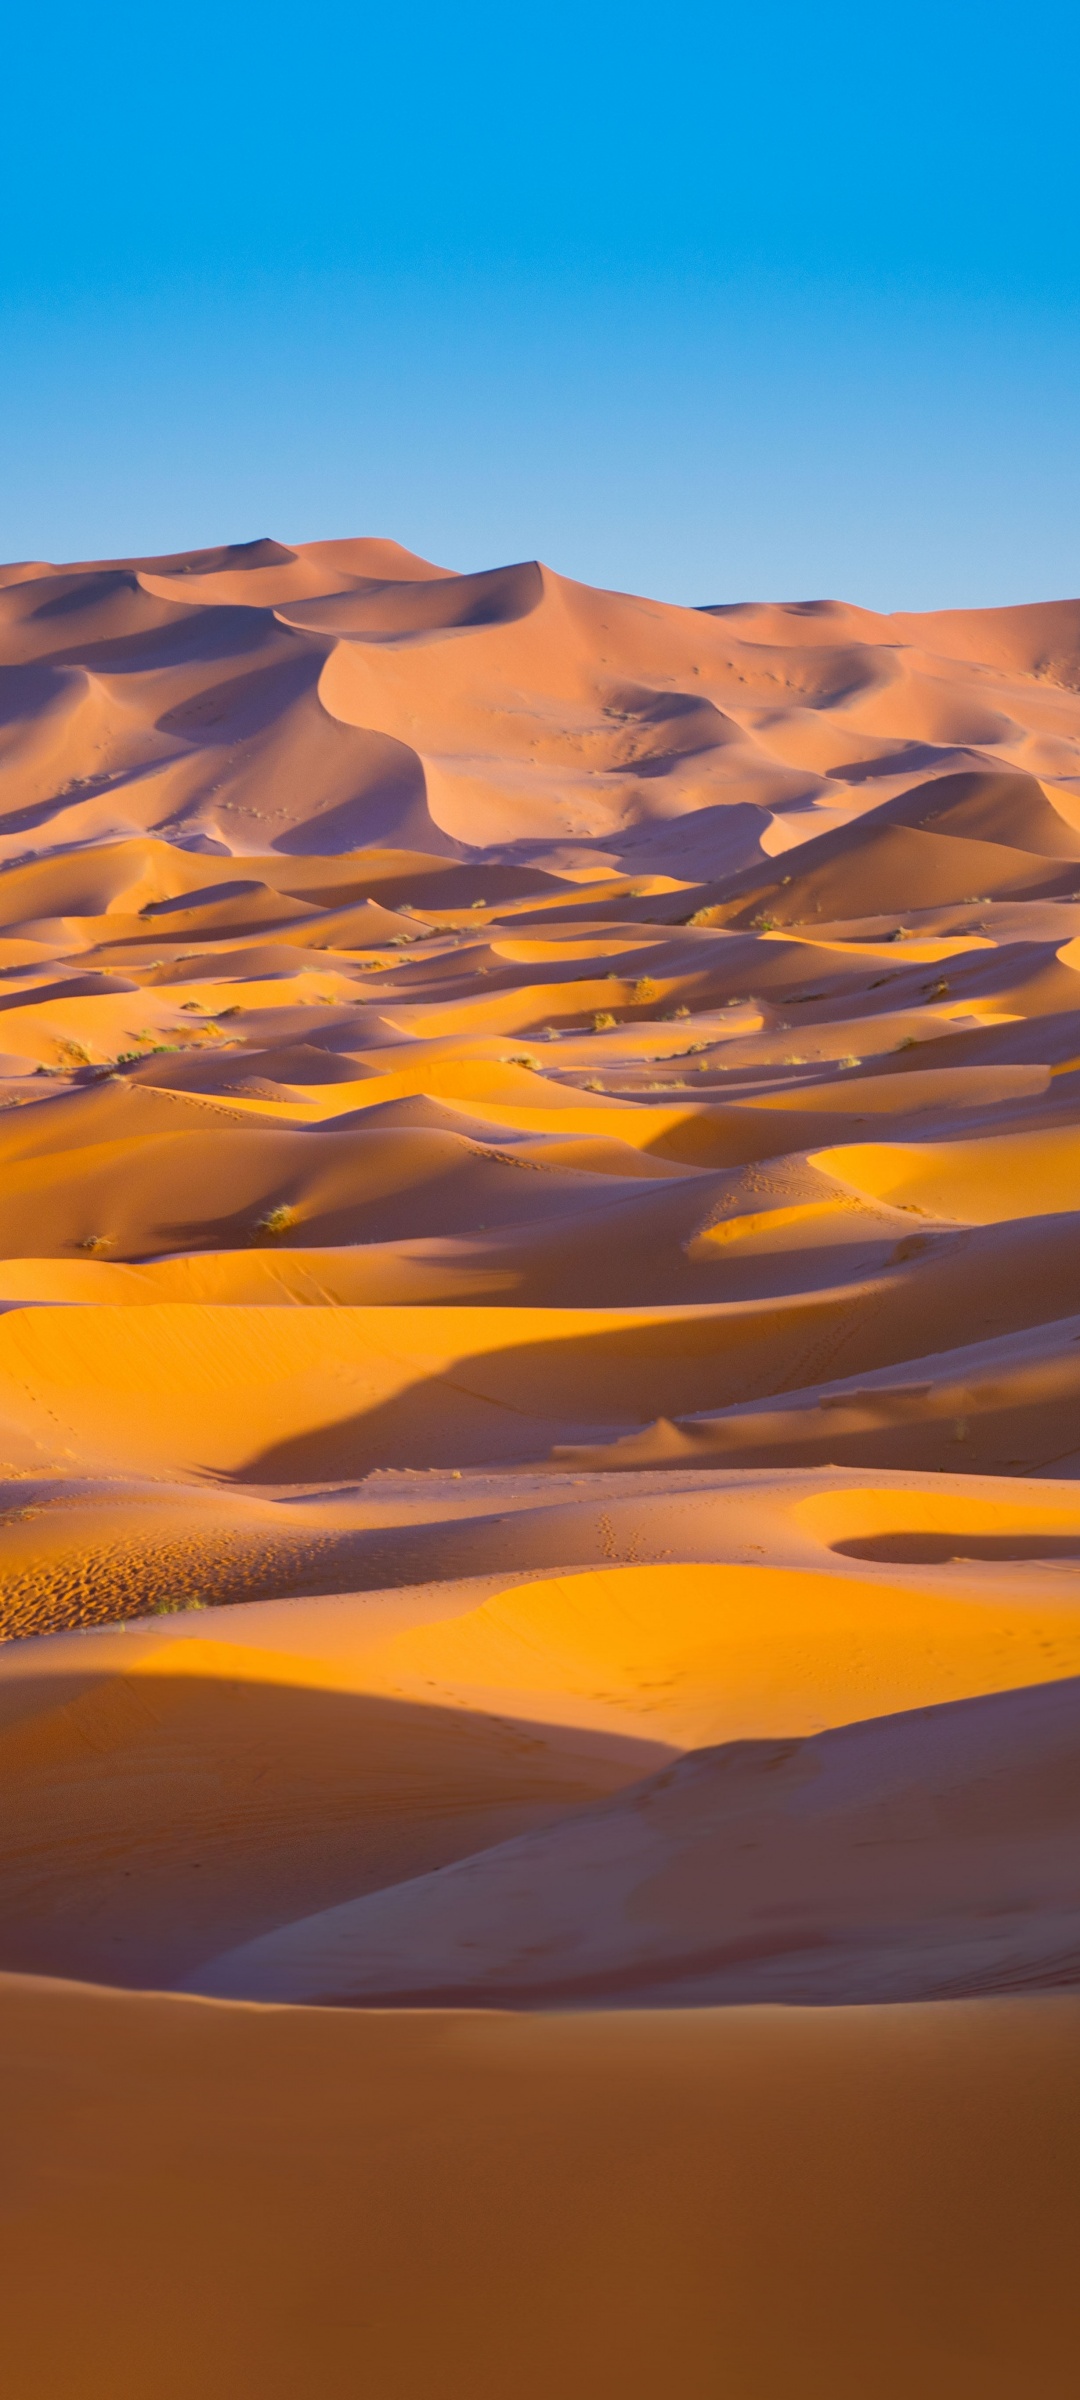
top-left (2, 536), bottom-right (1080, 2392)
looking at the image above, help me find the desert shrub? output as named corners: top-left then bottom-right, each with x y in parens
top-left (255, 1203), bottom-right (299, 1239)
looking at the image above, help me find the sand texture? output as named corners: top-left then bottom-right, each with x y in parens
top-left (2, 537), bottom-right (1080, 2391)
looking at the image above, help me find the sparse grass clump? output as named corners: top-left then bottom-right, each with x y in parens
top-left (255, 1203), bottom-right (300, 1240)
top-left (593, 1011), bottom-right (617, 1032)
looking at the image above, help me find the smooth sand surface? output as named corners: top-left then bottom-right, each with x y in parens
top-left (4, 1977), bottom-right (1079, 2400)
top-left (3, 538), bottom-right (1080, 2384)
top-left (191, 1675), bottom-right (1080, 2007)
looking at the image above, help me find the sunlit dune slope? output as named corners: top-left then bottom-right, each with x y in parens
top-left (3, 1481), bottom-right (1079, 1990)
top-left (357, 1554), bottom-right (1080, 1746)
top-left (4, 541), bottom-right (1080, 2373)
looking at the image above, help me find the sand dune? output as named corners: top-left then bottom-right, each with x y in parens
top-left (3, 538), bottom-right (1080, 2386)
top-left (189, 1675), bottom-right (1080, 2007)
top-left (3, 1978), bottom-right (1077, 2400)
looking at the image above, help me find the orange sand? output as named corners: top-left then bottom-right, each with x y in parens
top-left (2, 537), bottom-right (1080, 2388)
top-left (4, 1978), bottom-right (1079, 2400)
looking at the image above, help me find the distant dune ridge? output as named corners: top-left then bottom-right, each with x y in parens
top-left (2, 538), bottom-right (1079, 2393)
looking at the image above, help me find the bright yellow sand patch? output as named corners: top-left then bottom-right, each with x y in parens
top-left (5, 547), bottom-right (1080, 2385)
top-left (363, 1559), bottom-right (1080, 1745)
top-left (815, 1122), bottom-right (1080, 1221)
top-left (686, 1199), bottom-right (844, 1253)
top-left (795, 1482), bottom-right (1080, 1547)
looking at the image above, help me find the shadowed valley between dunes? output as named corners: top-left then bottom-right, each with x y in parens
top-left (2, 536), bottom-right (1080, 2394)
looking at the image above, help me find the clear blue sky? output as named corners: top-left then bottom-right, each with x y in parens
top-left (2, 1), bottom-right (1077, 608)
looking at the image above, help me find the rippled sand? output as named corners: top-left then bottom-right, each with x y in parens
top-left (2, 537), bottom-right (1079, 2391)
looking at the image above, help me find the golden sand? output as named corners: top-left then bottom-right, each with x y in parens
top-left (2, 539), bottom-right (1080, 2387)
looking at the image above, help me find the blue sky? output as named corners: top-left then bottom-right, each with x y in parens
top-left (2, 1), bottom-right (1077, 607)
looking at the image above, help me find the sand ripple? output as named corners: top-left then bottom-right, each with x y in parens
top-left (2, 538), bottom-right (1079, 2388)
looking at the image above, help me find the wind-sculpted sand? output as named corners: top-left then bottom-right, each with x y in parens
top-left (2, 536), bottom-right (1079, 2392)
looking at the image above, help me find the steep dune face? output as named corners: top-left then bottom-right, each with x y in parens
top-left (3, 540), bottom-right (1080, 2389)
top-left (5, 537), bottom-right (1077, 863)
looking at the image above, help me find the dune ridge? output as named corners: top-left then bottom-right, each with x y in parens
top-left (3, 537), bottom-right (1080, 2391)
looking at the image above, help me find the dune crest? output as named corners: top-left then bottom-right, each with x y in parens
top-left (2, 538), bottom-right (1080, 2389)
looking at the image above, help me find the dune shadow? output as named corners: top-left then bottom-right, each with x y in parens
top-left (835, 1533), bottom-right (1080, 1564)
top-left (17, 603), bottom-right (279, 678)
top-left (0, 1671), bottom-right (664, 1992)
top-left (273, 734), bottom-right (434, 855)
top-left (229, 1256), bottom-right (1080, 1481)
top-left (155, 649), bottom-right (325, 742)
top-left (278, 560), bottom-right (543, 642)
top-left (232, 1311), bottom-right (773, 1481)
